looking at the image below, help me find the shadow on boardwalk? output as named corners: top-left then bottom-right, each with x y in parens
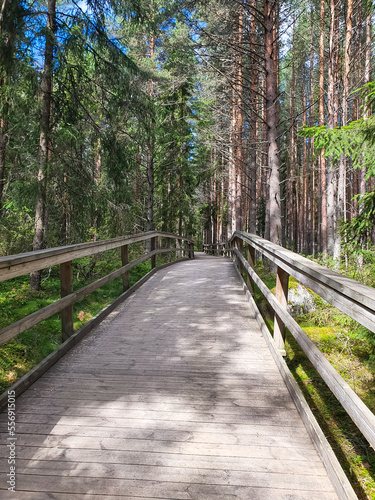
top-left (0, 254), bottom-right (339, 499)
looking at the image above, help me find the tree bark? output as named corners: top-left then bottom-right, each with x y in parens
top-left (319, 0), bottom-right (327, 256)
top-left (248, 0), bottom-right (257, 234)
top-left (264, 0), bottom-right (281, 245)
top-left (335, 0), bottom-right (353, 262)
top-left (30, 0), bottom-right (56, 290)
top-left (326, 0), bottom-right (339, 258)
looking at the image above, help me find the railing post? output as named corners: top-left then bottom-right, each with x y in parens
top-left (176, 238), bottom-right (181, 259)
top-left (121, 244), bottom-right (129, 292)
top-left (247, 244), bottom-right (255, 295)
top-left (60, 261), bottom-right (74, 342)
top-left (151, 236), bottom-right (156, 269)
top-left (274, 266), bottom-right (289, 356)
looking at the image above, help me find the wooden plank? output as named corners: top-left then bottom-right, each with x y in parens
top-left (0, 456), bottom-right (328, 478)
top-left (0, 461), bottom-right (335, 490)
top-left (273, 266), bottom-right (289, 355)
top-left (60, 260), bottom-right (74, 342)
top-left (0, 475), bottom-right (338, 499)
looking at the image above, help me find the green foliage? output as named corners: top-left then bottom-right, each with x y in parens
top-left (299, 82), bottom-right (375, 177)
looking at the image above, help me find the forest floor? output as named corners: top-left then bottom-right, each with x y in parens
top-left (1, 252), bottom-right (375, 498)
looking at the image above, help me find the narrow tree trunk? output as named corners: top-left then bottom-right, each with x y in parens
top-left (288, 20), bottom-right (296, 249)
top-left (309, 8), bottom-right (316, 256)
top-left (359, 10), bottom-right (371, 197)
top-left (249, 1), bottom-right (257, 234)
top-left (326, 0), bottom-right (339, 258)
top-left (0, 111), bottom-right (8, 217)
top-left (319, 0), bottom-right (327, 256)
top-left (235, 6), bottom-right (244, 232)
top-left (264, 0), bottom-right (281, 245)
top-left (146, 35), bottom-right (155, 247)
top-left (335, 0), bottom-right (353, 263)
top-left (30, 0), bottom-right (56, 290)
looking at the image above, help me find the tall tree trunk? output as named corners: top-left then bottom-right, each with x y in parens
top-left (264, 0), bottom-right (281, 245)
top-left (0, 109), bottom-right (8, 218)
top-left (146, 35), bottom-right (155, 247)
top-left (0, 0), bottom-right (18, 218)
top-left (359, 10), bottom-right (371, 197)
top-left (30, 0), bottom-right (56, 291)
top-left (288, 20), bottom-right (296, 250)
top-left (309, 8), bottom-right (315, 256)
top-left (248, 0), bottom-right (257, 234)
top-left (335, 0), bottom-right (353, 263)
top-left (319, 0), bottom-right (327, 256)
top-left (235, 6), bottom-right (244, 232)
top-left (301, 69), bottom-right (307, 254)
top-left (326, 0), bottom-right (339, 258)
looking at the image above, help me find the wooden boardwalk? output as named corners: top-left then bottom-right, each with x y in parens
top-left (0, 254), bottom-right (339, 499)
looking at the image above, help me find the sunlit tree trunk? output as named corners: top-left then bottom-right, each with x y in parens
top-left (264, 0), bottom-right (281, 245)
top-left (30, 0), bottom-right (56, 290)
top-left (319, 0), bottom-right (327, 256)
top-left (326, 0), bottom-right (339, 258)
top-left (335, 0), bottom-right (353, 263)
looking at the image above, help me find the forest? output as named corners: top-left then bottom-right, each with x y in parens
top-left (0, 0), bottom-right (374, 266)
top-left (1, 0), bottom-right (375, 496)
top-left (0, 0), bottom-right (373, 268)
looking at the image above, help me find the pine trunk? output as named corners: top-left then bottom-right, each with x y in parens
top-left (264, 0), bottom-right (281, 245)
top-left (30, 0), bottom-right (56, 291)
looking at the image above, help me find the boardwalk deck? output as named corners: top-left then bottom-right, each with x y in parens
top-left (0, 254), bottom-right (339, 499)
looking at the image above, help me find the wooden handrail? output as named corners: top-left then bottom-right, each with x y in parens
top-left (203, 243), bottom-right (227, 255)
top-left (229, 231), bottom-right (375, 450)
top-left (0, 231), bottom-right (193, 281)
top-left (0, 232), bottom-right (194, 345)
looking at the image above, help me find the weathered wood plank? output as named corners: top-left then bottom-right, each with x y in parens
top-left (0, 461), bottom-right (335, 490)
top-left (0, 475), bottom-right (338, 500)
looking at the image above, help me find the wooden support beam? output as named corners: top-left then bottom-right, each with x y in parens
top-left (176, 238), bottom-right (182, 259)
top-left (60, 261), bottom-right (74, 343)
top-left (121, 245), bottom-right (129, 292)
top-left (273, 266), bottom-right (289, 356)
top-left (151, 237), bottom-right (156, 269)
top-left (247, 244), bottom-right (255, 295)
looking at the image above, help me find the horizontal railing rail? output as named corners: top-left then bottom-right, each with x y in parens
top-left (229, 230), bottom-right (375, 451)
top-left (203, 243), bottom-right (227, 255)
top-left (0, 231), bottom-right (194, 346)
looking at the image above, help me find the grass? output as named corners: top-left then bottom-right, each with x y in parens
top-left (0, 248), bottom-right (175, 393)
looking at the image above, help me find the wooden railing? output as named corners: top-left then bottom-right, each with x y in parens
top-left (203, 243), bottom-right (227, 255)
top-left (0, 231), bottom-right (194, 346)
top-left (229, 230), bottom-right (375, 453)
